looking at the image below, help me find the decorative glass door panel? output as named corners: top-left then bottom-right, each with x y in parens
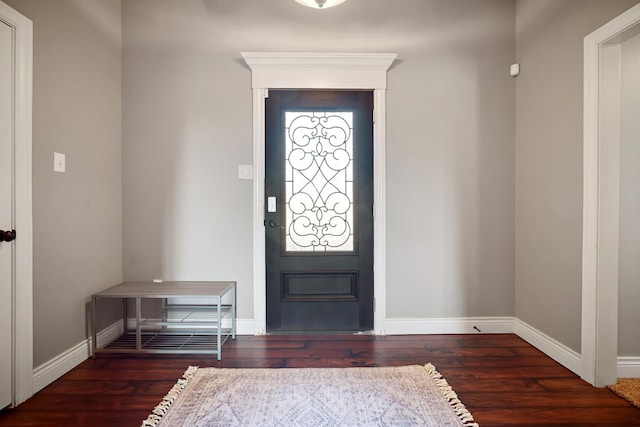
top-left (285, 111), bottom-right (354, 252)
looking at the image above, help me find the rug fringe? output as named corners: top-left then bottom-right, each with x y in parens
top-left (424, 363), bottom-right (479, 427)
top-left (141, 366), bottom-right (199, 427)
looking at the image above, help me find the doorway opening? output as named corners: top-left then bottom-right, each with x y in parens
top-left (582, 3), bottom-right (640, 387)
top-left (242, 52), bottom-right (396, 335)
top-left (265, 90), bottom-right (374, 332)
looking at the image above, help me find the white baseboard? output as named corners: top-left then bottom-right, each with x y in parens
top-left (384, 316), bottom-right (585, 378)
top-left (513, 318), bottom-right (582, 376)
top-left (32, 320), bottom-right (123, 394)
top-left (232, 318), bottom-right (254, 335)
top-left (384, 316), bottom-right (516, 335)
top-left (32, 316), bottom-right (638, 396)
top-left (617, 357), bottom-right (640, 378)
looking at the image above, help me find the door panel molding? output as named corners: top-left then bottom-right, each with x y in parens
top-left (242, 52), bottom-right (396, 335)
top-left (0, 1), bottom-right (33, 406)
top-left (282, 271), bottom-right (358, 302)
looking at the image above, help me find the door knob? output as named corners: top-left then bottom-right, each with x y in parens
top-left (0, 230), bottom-right (16, 242)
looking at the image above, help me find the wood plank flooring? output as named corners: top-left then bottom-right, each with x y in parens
top-left (0, 334), bottom-right (638, 426)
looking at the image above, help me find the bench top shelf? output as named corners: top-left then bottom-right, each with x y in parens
top-left (93, 281), bottom-right (235, 299)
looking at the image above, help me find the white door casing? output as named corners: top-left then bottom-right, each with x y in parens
top-left (582, 3), bottom-right (640, 387)
top-left (0, 0), bottom-right (33, 406)
top-left (0, 14), bottom-right (13, 411)
top-left (241, 52), bottom-right (396, 335)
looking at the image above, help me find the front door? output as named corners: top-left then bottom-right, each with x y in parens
top-left (0, 16), bottom-right (14, 409)
top-left (265, 90), bottom-right (374, 332)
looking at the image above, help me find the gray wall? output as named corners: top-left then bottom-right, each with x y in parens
top-left (9, 0), bottom-right (638, 369)
top-left (515, 0), bottom-right (639, 353)
top-left (619, 31), bottom-right (640, 357)
top-left (122, 0), bottom-right (516, 320)
top-left (4, 0), bottom-right (122, 367)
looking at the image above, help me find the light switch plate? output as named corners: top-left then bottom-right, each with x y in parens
top-left (510, 63), bottom-right (520, 77)
top-left (54, 152), bottom-right (66, 173)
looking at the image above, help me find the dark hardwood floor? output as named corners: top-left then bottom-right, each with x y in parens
top-left (0, 334), bottom-right (638, 426)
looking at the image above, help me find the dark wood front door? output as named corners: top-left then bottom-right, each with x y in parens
top-left (265, 90), bottom-right (374, 332)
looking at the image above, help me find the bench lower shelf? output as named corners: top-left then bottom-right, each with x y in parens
top-left (102, 330), bottom-right (233, 354)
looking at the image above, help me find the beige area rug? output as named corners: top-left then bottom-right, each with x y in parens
top-left (142, 364), bottom-right (478, 427)
top-left (608, 378), bottom-right (640, 408)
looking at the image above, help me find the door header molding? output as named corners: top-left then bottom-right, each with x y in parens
top-left (241, 52), bottom-right (396, 89)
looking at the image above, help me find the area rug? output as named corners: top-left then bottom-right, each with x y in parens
top-left (142, 364), bottom-right (478, 427)
top-left (608, 378), bottom-right (640, 408)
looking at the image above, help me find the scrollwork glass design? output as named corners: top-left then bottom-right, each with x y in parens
top-left (285, 111), bottom-right (354, 252)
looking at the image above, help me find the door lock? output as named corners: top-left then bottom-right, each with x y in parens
top-left (268, 220), bottom-right (285, 230)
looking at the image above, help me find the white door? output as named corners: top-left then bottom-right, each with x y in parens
top-left (0, 18), bottom-right (14, 409)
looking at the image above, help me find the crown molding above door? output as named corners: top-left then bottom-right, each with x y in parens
top-left (241, 52), bottom-right (396, 90)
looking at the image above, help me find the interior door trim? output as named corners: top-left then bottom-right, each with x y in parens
top-left (582, 3), bottom-right (640, 387)
top-left (242, 52), bottom-right (396, 335)
top-left (0, 1), bottom-right (33, 406)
